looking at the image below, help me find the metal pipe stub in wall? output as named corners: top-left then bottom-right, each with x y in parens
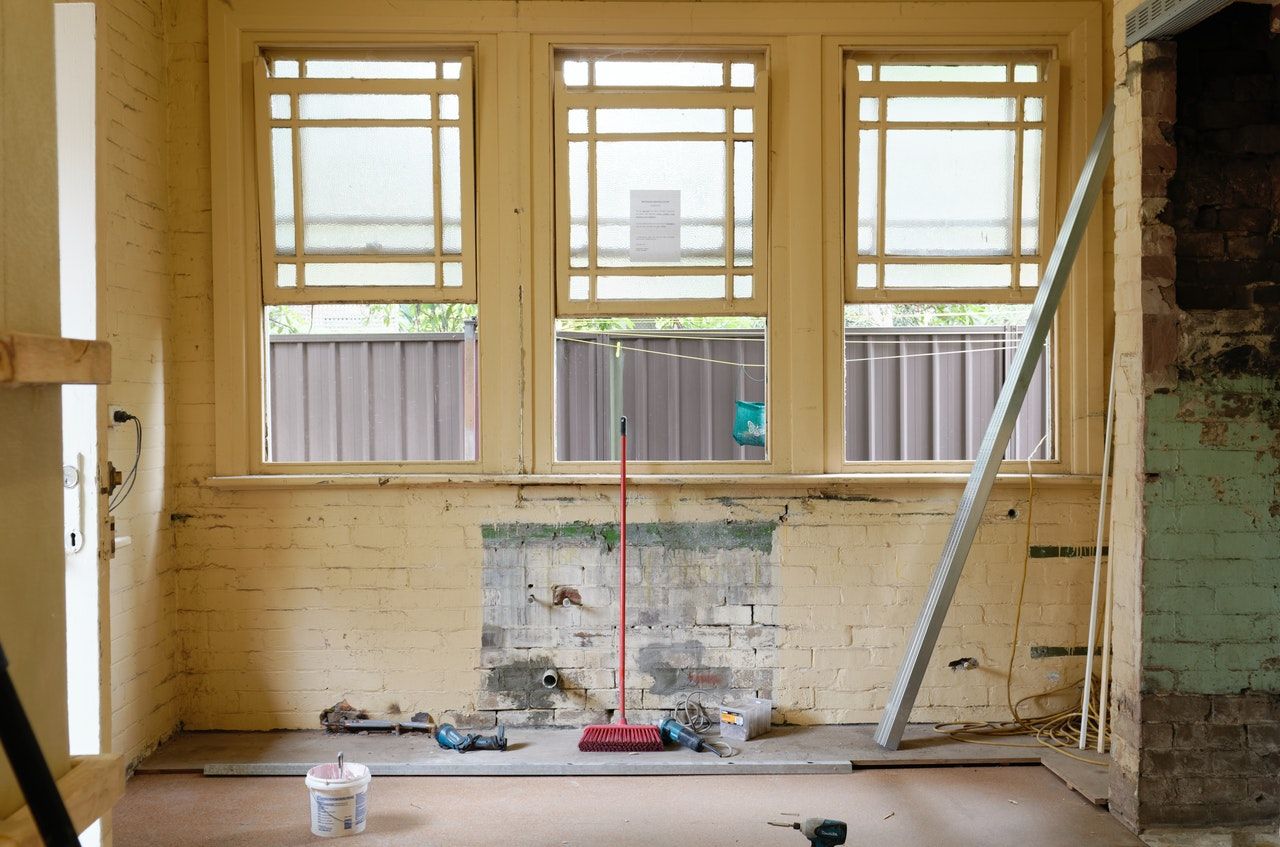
top-left (541, 669), bottom-right (559, 690)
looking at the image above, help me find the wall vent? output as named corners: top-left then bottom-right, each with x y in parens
top-left (1125, 0), bottom-right (1235, 46)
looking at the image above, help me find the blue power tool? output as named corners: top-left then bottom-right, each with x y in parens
top-left (768, 818), bottom-right (848, 847)
top-left (658, 717), bottom-right (708, 752)
top-left (435, 722), bottom-right (507, 753)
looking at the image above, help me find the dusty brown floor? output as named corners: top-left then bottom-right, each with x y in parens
top-left (114, 767), bottom-right (1143, 847)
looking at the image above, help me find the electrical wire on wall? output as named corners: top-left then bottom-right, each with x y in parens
top-left (932, 436), bottom-right (1108, 766)
top-left (108, 410), bottom-right (142, 514)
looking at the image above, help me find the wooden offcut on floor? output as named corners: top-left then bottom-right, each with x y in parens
top-left (114, 768), bottom-right (1140, 847)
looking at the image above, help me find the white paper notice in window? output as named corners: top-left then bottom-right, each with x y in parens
top-left (629, 190), bottom-right (681, 262)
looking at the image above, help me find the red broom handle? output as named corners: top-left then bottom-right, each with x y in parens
top-left (618, 416), bottom-right (627, 724)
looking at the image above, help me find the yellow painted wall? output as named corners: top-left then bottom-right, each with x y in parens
top-left (0, 0), bottom-right (71, 817)
top-left (174, 481), bottom-right (1103, 728)
top-left (98, 0), bottom-right (181, 768)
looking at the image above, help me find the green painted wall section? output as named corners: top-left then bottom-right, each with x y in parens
top-left (481, 520), bottom-right (776, 553)
top-left (1142, 375), bottom-right (1280, 694)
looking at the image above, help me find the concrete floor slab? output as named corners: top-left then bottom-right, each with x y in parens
top-left (137, 725), bottom-right (1049, 777)
top-left (114, 768), bottom-right (1143, 847)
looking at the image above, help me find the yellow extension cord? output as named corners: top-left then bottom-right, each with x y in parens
top-left (933, 469), bottom-right (1108, 767)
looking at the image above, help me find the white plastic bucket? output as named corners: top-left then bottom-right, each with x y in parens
top-left (305, 762), bottom-right (371, 837)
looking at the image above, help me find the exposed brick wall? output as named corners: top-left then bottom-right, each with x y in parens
top-left (1112, 2), bottom-right (1280, 830)
top-left (100, 0), bottom-right (181, 769)
top-left (1109, 32), bottom-right (1178, 829)
top-left (478, 522), bottom-right (778, 727)
top-left (1140, 5), bottom-right (1280, 827)
top-left (1140, 693), bottom-right (1280, 826)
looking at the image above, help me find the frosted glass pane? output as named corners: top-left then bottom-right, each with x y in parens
top-left (570, 225), bottom-right (589, 267)
top-left (271, 59), bottom-right (299, 78)
top-left (568, 142), bottom-right (588, 267)
top-left (299, 94), bottom-right (431, 120)
top-left (1020, 262), bottom-right (1040, 287)
top-left (270, 95), bottom-right (291, 119)
top-left (733, 275), bottom-right (752, 298)
top-left (884, 129), bottom-right (1014, 257)
top-left (300, 126), bottom-right (433, 254)
top-left (734, 141), bottom-right (753, 267)
top-left (856, 264), bottom-right (876, 288)
top-left (594, 61), bottom-right (723, 88)
top-left (883, 263), bottom-right (1013, 288)
top-left (443, 62), bottom-right (462, 80)
top-left (595, 108), bottom-right (724, 133)
top-left (439, 95), bottom-right (459, 120)
top-left (596, 275), bottom-right (725, 299)
top-left (1013, 64), bottom-right (1039, 83)
top-left (1024, 97), bottom-right (1043, 122)
top-left (730, 63), bottom-right (755, 87)
top-left (856, 64), bottom-right (873, 81)
top-left (305, 60), bottom-right (436, 79)
top-left (886, 97), bottom-right (1016, 122)
top-left (276, 263), bottom-right (297, 287)
top-left (734, 109), bottom-right (752, 133)
top-left (563, 61), bottom-right (589, 87)
top-left (441, 127), bottom-right (462, 254)
top-left (879, 64), bottom-right (1007, 82)
top-left (860, 98), bottom-right (879, 121)
top-left (856, 130), bottom-right (877, 255)
top-left (569, 276), bottom-right (589, 300)
top-left (595, 140), bottom-right (725, 267)
top-left (442, 262), bottom-right (463, 287)
top-left (270, 128), bottom-right (295, 255)
top-left (1021, 129), bottom-right (1042, 254)
top-left (568, 109), bottom-right (588, 134)
top-left (306, 262), bottom-right (437, 286)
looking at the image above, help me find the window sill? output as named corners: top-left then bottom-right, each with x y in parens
top-left (204, 472), bottom-right (1100, 490)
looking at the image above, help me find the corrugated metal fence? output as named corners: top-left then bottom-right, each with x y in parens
top-left (268, 332), bottom-right (475, 462)
top-left (845, 327), bottom-right (1051, 462)
top-left (267, 327), bottom-right (1050, 463)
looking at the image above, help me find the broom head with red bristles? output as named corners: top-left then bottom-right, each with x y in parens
top-left (579, 417), bottom-right (664, 754)
top-left (578, 719), bottom-right (663, 752)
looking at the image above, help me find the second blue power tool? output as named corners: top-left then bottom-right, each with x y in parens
top-left (658, 717), bottom-right (709, 753)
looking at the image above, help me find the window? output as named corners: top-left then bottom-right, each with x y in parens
top-left (254, 52), bottom-right (478, 463)
top-left (842, 55), bottom-right (1057, 462)
top-left (552, 51), bottom-right (770, 463)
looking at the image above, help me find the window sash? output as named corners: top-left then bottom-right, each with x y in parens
top-left (552, 53), bottom-right (770, 316)
top-left (253, 53), bottom-right (478, 305)
top-left (842, 53), bottom-right (1059, 303)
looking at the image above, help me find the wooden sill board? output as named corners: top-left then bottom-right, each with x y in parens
top-left (0, 332), bottom-right (110, 386)
top-left (0, 754), bottom-right (125, 846)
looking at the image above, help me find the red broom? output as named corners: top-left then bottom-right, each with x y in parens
top-left (579, 416), bottom-right (664, 753)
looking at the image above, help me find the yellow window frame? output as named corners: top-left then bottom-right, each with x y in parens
top-left (206, 3), bottom-right (1107, 484)
top-left (843, 51), bottom-right (1061, 303)
top-left (551, 48), bottom-right (770, 317)
top-left (253, 50), bottom-right (478, 306)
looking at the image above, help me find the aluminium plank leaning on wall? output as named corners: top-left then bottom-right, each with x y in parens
top-left (875, 105), bottom-right (1115, 750)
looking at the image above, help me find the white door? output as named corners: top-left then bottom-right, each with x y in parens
top-left (56, 5), bottom-right (103, 845)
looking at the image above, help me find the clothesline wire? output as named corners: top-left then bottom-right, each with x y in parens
top-left (559, 330), bottom-right (1028, 345)
top-left (557, 333), bottom-right (1037, 369)
top-left (557, 334), bottom-right (765, 368)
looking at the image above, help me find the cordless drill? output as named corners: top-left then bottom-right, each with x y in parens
top-left (768, 818), bottom-right (847, 847)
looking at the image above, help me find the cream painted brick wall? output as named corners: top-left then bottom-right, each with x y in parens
top-left (100, 0), bottom-right (180, 769)
top-left (171, 483), bottom-right (1102, 729)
